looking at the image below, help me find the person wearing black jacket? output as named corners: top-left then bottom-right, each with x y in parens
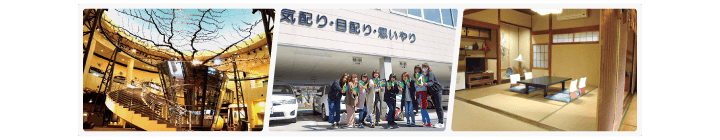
top-left (327, 73), bottom-right (348, 129)
top-left (384, 73), bottom-right (400, 128)
top-left (422, 63), bottom-right (444, 128)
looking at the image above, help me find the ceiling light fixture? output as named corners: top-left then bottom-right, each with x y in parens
top-left (531, 9), bottom-right (563, 15)
top-left (192, 60), bottom-right (201, 65)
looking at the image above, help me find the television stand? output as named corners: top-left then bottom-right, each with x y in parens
top-left (466, 72), bottom-right (494, 88)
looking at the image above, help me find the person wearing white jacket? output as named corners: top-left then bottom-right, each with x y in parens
top-left (355, 73), bottom-right (369, 128)
top-left (365, 70), bottom-right (384, 128)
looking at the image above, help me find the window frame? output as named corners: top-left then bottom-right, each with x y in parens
top-left (388, 9), bottom-right (457, 29)
top-left (552, 30), bottom-right (600, 44)
top-left (531, 44), bottom-right (549, 69)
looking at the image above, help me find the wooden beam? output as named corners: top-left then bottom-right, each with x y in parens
top-left (531, 30), bottom-right (551, 35)
top-left (548, 14), bottom-right (552, 76)
top-left (598, 9), bottom-right (620, 131)
top-left (463, 18), bottom-right (499, 30)
top-left (532, 25), bottom-right (600, 35)
top-left (464, 9), bottom-right (487, 15)
top-left (496, 11), bottom-right (502, 84)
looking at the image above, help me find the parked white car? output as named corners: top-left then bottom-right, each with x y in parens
top-left (270, 84), bottom-right (298, 123)
top-left (427, 88), bottom-right (450, 109)
top-left (312, 85), bottom-right (348, 121)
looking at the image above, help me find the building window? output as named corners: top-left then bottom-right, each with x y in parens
top-left (573, 31), bottom-right (600, 42)
top-left (390, 9), bottom-right (457, 28)
top-left (440, 9), bottom-right (458, 27)
top-left (533, 45), bottom-right (549, 69)
top-left (553, 31), bottom-right (599, 43)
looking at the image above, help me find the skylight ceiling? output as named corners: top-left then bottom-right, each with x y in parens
top-left (105, 9), bottom-right (266, 60)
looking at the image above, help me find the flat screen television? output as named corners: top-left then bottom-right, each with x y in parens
top-left (466, 58), bottom-right (486, 74)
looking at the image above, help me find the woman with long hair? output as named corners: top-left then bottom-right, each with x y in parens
top-left (414, 65), bottom-right (432, 127)
top-left (423, 63), bottom-right (444, 128)
top-left (367, 70), bottom-right (383, 128)
top-left (344, 74), bottom-right (359, 128)
top-left (327, 73), bottom-right (349, 129)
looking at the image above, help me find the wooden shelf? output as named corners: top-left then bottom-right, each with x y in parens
top-left (461, 36), bottom-right (490, 40)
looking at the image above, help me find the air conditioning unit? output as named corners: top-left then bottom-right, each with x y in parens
top-left (557, 9), bottom-right (588, 21)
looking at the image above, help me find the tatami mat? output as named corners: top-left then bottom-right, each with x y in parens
top-left (471, 94), bottom-right (563, 122)
top-left (539, 89), bottom-right (599, 131)
top-left (620, 94), bottom-right (638, 131)
top-left (451, 100), bottom-right (547, 131)
top-left (455, 83), bottom-right (510, 100)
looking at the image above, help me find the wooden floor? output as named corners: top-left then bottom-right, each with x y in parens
top-left (452, 83), bottom-right (610, 131)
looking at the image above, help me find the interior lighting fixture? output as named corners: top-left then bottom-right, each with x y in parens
top-left (531, 9), bottom-right (562, 15)
top-left (132, 49), bottom-right (136, 53)
top-left (514, 54), bottom-right (524, 62)
top-left (192, 60), bottom-right (201, 65)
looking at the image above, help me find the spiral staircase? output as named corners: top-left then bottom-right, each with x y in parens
top-left (104, 84), bottom-right (187, 131)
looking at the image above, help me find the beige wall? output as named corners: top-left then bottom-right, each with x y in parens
top-left (465, 9), bottom-right (498, 25)
top-left (487, 59), bottom-right (498, 80)
top-left (532, 14), bottom-right (550, 31)
top-left (532, 34), bottom-right (550, 44)
top-left (84, 54), bottom-right (160, 90)
top-left (552, 9), bottom-right (601, 30)
top-left (550, 44), bottom-right (601, 86)
top-left (500, 9), bottom-right (532, 27)
top-left (532, 69), bottom-right (549, 78)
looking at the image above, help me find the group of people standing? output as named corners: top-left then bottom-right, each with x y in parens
top-left (326, 63), bottom-right (445, 129)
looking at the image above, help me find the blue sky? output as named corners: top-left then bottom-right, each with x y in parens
top-left (106, 9), bottom-right (266, 52)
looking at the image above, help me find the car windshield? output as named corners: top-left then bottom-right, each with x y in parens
top-left (272, 85), bottom-right (293, 95)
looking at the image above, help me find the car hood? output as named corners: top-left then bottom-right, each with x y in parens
top-left (272, 94), bottom-right (295, 101)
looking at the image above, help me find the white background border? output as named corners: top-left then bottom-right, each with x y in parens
top-left (77, 3), bottom-right (643, 137)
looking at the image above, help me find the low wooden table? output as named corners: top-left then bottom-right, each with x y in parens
top-left (466, 72), bottom-right (494, 88)
top-left (517, 76), bottom-right (572, 97)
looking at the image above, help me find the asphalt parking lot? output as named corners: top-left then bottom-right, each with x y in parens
top-left (269, 108), bottom-right (447, 131)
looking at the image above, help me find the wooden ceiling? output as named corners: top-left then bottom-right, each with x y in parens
top-left (513, 9), bottom-right (538, 15)
top-left (463, 9), bottom-right (539, 15)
